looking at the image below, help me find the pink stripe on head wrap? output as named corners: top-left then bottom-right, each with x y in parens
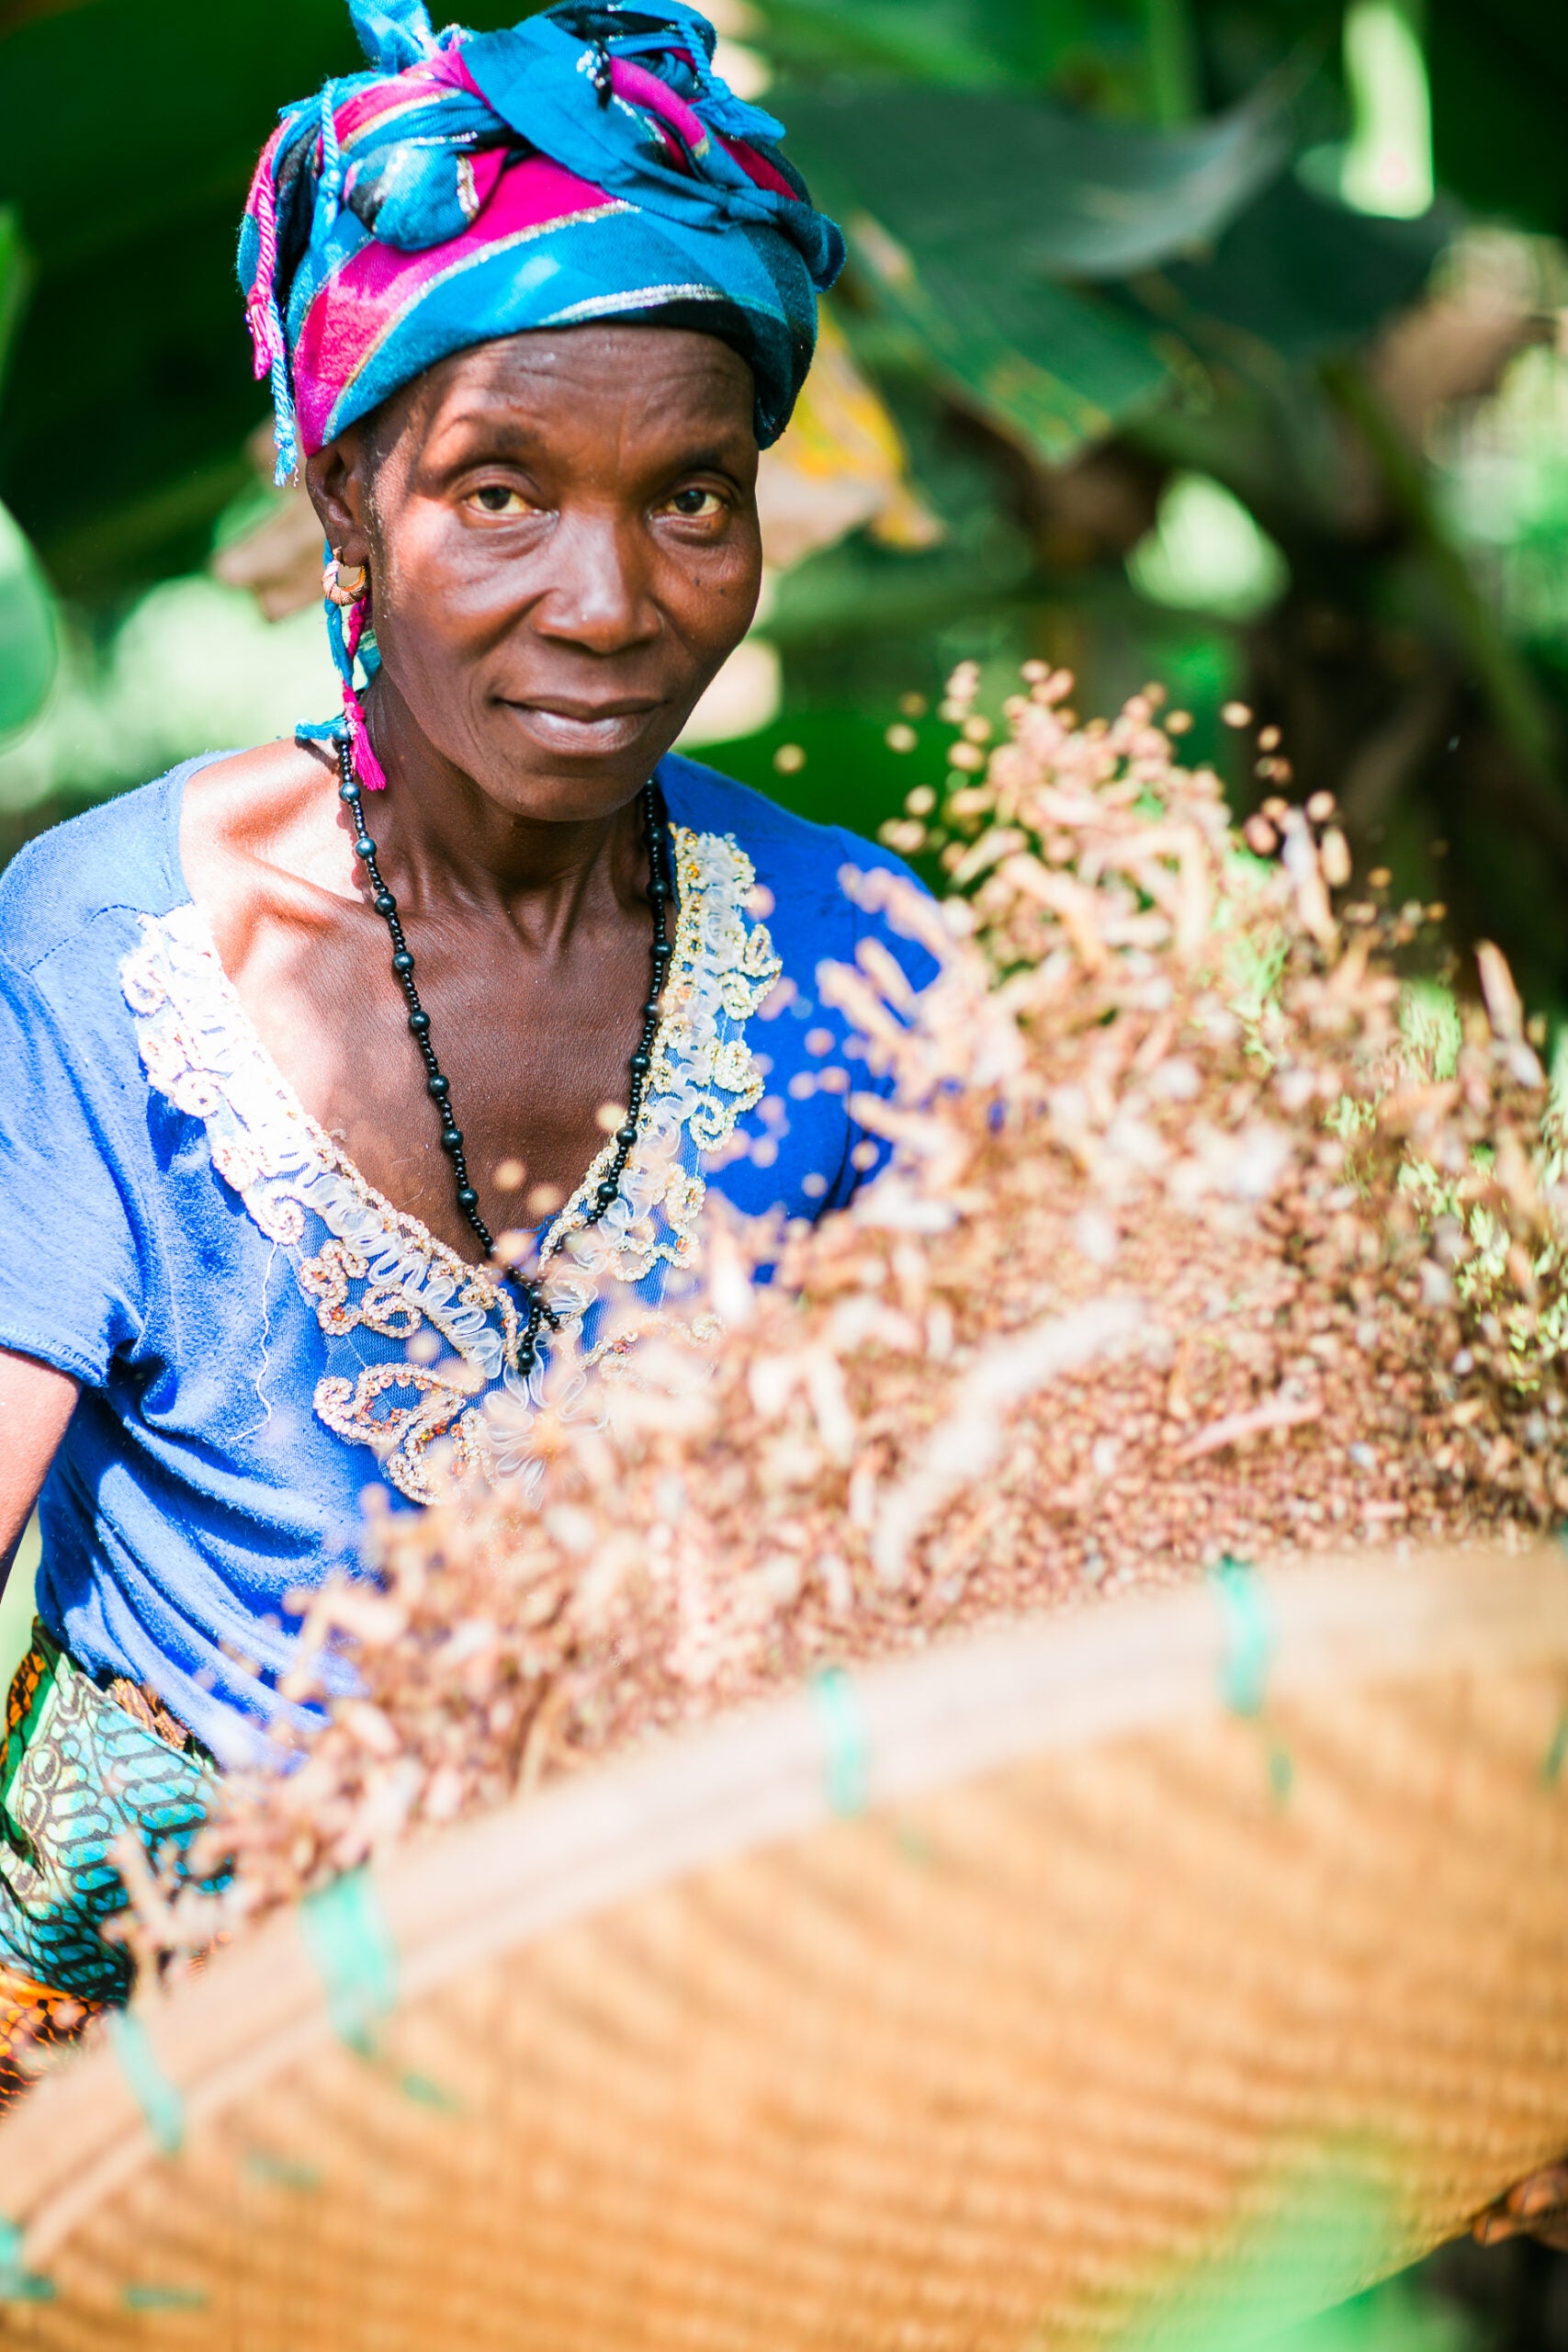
top-left (290, 154), bottom-right (618, 453)
top-left (609, 55), bottom-right (710, 162)
top-left (713, 129), bottom-right (797, 203)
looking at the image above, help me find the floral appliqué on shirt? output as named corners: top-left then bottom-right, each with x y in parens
top-left (121, 825), bottom-right (780, 1503)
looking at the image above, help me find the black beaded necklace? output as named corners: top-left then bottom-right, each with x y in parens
top-left (334, 731), bottom-right (673, 1376)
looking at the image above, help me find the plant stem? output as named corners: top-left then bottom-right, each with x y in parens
top-left (1321, 356), bottom-right (1560, 780)
top-left (1139, 0), bottom-right (1201, 125)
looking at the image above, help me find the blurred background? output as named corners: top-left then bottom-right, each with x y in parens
top-left (6, 0), bottom-right (1568, 1011)
top-left (3, 0), bottom-right (1568, 2335)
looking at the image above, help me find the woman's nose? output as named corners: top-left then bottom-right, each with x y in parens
top-left (529, 509), bottom-right (660, 655)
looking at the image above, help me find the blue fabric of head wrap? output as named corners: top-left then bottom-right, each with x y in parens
top-left (238, 0), bottom-right (845, 474)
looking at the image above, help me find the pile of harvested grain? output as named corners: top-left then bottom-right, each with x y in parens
top-left (115, 666), bottom-right (1568, 1951)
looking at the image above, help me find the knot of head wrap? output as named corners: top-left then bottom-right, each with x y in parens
top-left (238, 0), bottom-right (844, 483)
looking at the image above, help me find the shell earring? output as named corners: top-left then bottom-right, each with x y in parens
top-left (323, 552), bottom-right (368, 608)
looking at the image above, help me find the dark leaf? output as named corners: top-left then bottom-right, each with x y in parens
top-left (782, 78), bottom-right (1292, 282)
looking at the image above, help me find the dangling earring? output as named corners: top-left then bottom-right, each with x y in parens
top-left (322, 551), bottom-right (367, 607)
top-left (321, 547), bottom-right (386, 792)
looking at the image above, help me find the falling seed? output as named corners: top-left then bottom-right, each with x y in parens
top-left (1222, 701), bottom-right (1253, 728)
top-left (1258, 724), bottom-right (1281, 752)
top-left (885, 723), bottom-right (919, 753)
top-left (898, 691), bottom-right (929, 718)
top-left (493, 1159), bottom-right (525, 1191)
top-left (525, 1183), bottom-right (564, 1217)
top-left (773, 742), bottom-right (807, 775)
top-left (595, 1102), bottom-right (628, 1133)
top-left (198, 654), bottom-right (1565, 1929)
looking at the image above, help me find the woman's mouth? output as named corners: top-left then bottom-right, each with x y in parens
top-left (501, 696), bottom-right (663, 757)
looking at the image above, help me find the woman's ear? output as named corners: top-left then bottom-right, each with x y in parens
top-left (304, 427), bottom-right (372, 569)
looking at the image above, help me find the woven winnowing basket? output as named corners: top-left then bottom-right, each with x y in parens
top-left (1, 1544), bottom-right (1566, 2352)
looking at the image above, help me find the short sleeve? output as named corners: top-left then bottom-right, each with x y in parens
top-left (0, 952), bottom-right (145, 1385)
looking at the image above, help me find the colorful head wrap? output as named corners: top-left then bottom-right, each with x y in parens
top-left (239, 0), bottom-right (844, 483)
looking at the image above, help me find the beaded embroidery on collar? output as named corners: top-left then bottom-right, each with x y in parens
top-left (120, 823), bottom-right (780, 1504)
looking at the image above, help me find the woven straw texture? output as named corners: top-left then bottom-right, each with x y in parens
top-left (2, 1544), bottom-right (1567, 2350)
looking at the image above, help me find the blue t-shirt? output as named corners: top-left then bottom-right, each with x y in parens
top-left (0, 752), bottom-right (931, 1763)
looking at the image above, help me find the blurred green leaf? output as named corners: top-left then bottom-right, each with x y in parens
top-left (1132, 172), bottom-right (1450, 359)
top-left (754, 0), bottom-right (1206, 112)
top-left (1427, 0), bottom-right (1568, 240)
top-left (0, 0), bottom-right (525, 594)
top-left (0, 198), bottom-right (54, 736)
top-left (782, 80), bottom-right (1292, 283)
top-left (1114, 2164), bottom-right (1474, 2352)
top-left (0, 204), bottom-right (31, 393)
top-left (857, 239), bottom-right (1172, 466)
top-left (0, 497), bottom-right (58, 736)
top-left (747, 0), bottom-right (1012, 88)
top-left (782, 74), bottom-right (1293, 468)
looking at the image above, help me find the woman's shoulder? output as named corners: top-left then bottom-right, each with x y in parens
top-left (0, 757), bottom-right (218, 981)
top-left (656, 752), bottom-right (938, 981)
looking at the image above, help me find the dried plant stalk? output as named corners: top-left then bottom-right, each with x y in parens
top-left (158, 666), bottom-right (1568, 1940)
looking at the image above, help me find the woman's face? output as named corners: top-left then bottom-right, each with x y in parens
top-left (308, 323), bottom-right (762, 821)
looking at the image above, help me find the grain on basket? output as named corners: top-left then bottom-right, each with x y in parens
top-left (106, 666), bottom-right (1568, 1966)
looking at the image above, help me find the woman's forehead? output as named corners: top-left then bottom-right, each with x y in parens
top-left (391, 325), bottom-right (759, 457)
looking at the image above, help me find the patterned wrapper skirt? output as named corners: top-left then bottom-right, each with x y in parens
top-left (0, 1626), bottom-right (214, 2107)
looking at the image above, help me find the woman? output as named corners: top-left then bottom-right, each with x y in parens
top-left (0, 0), bottom-right (931, 2079)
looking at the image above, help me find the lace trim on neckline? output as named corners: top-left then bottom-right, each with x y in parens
top-left (120, 822), bottom-right (780, 1503)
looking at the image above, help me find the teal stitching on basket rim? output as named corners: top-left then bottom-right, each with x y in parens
top-left (810, 1665), bottom-right (870, 1817)
top-left (0, 2215), bottom-right (53, 2304)
top-left (107, 2007), bottom-right (185, 2156)
top-left (299, 1866), bottom-right (399, 2058)
top-left (1208, 1555), bottom-right (1274, 1717)
top-left (1208, 1555), bottom-right (1292, 1800)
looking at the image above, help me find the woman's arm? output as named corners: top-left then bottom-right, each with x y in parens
top-left (0, 1347), bottom-right (78, 1587)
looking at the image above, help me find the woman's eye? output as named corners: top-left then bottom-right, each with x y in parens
top-left (468, 484), bottom-right (534, 515)
top-left (665, 487), bottom-right (725, 520)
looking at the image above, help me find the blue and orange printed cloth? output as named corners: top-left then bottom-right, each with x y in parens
top-left (0, 1629), bottom-right (215, 2103)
